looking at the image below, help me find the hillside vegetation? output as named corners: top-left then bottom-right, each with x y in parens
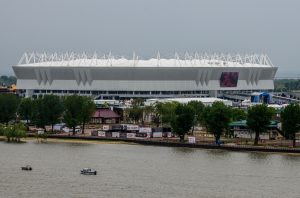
top-left (274, 79), bottom-right (300, 92)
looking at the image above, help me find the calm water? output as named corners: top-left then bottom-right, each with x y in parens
top-left (0, 140), bottom-right (300, 198)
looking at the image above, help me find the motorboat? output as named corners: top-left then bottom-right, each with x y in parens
top-left (80, 168), bottom-right (97, 175)
top-left (21, 165), bottom-right (32, 171)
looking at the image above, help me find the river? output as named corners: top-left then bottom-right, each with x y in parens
top-left (0, 140), bottom-right (299, 198)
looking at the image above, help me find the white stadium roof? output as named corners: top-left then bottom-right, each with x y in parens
top-left (17, 52), bottom-right (275, 68)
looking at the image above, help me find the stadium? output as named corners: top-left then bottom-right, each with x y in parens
top-left (13, 52), bottom-right (278, 99)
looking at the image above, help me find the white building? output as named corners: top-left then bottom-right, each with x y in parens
top-left (13, 52), bottom-right (277, 99)
top-left (145, 97), bottom-right (233, 106)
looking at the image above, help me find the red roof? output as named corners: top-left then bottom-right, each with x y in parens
top-left (92, 109), bottom-right (120, 119)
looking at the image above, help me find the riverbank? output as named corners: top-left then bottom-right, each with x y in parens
top-left (25, 133), bottom-right (300, 154)
top-left (27, 137), bottom-right (136, 145)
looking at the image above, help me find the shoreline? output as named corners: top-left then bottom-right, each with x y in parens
top-left (25, 134), bottom-right (300, 154)
top-left (26, 137), bottom-right (137, 145)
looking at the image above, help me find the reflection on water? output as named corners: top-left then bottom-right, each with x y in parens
top-left (0, 140), bottom-right (300, 198)
top-left (281, 153), bottom-right (300, 161)
top-left (204, 149), bottom-right (231, 156)
top-left (247, 152), bottom-right (271, 160)
top-left (171, 147), bottom-right (196, 154)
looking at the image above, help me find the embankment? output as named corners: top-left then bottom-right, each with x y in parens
top-left (27, 134), bottom-right (300, 154)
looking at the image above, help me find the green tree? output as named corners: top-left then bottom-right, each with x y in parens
top-left (281, 103), bottom-right (300, 147)
top-left (3, 125), bottom-right (13, 142)
top-left (171, 104), bottom-right (194, 142)
top-left (230, 108), bottom-right (247, 121)
top-left (1, 123), bottom-right (26, 142)
top-left (156, 102), bottom-right (179, 126)
top-left (142, 105), bottom-right (154, 125)
top-left (150, 102), bottom-right (162, 127)
top-left (18, 98), bottom-right (35, 124)
top-left (203, 102), bottom-right (231, 144)
top-left (247, 104), bottom-right (274, 145)
top-left (63, 95), bottom-right (84, 135)
top-left (80, 97), bottom-right (96, 134)
top-left (43, 95), bottom-right (64, 132)
top-left (31, 98), bottom-right (48, 130)
top-left (14, 123), bottom-right (27, 142)
top-left (126, 98), bottom-right (145, 124)
top-left (126, 106), bottom-right (143, 124)
top-left (0, 94), bottom-right (19, 125)
top-left (151, 102), bottom-right (162, 127)
top-left (132, 98), bottom-right (144, 106)
top-left (187, 101), bottom-right (205, 134)
top-left (31, 95), bottom-right (63, 131)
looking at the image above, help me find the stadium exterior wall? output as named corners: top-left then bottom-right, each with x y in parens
top-left (13, 66), bottom-right (277, 99)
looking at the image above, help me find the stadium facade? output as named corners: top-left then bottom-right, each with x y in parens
top-left (13, 52), bottom-right (278, 99)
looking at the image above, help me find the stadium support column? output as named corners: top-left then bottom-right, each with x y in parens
top-left (209, 90), bottom-right (218, 97)
top-left (25, 89), bottom-right (34, 98)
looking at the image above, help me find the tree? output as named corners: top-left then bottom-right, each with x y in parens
top-left (1, 123), bottom-right (26, 142)
top-left (126, 98), bottom-right (144, 124)
top-left (18, 98), bottom-right (35, 124)
top-left (31, 97), bottom-right (48, 129)
top-left (281, 103), bottom-right (300, 147)
top-left (151, 102), bottom-right (162, 127)
top-left (63, 95), bottom-right (84, 135)
top-left (43, 95), bottom-right (64, 132)
top-left (142, 105), bottom-right (154, 125)
top-left (31, 95), bottom-right (64, 131)
top-left (247, 104), bottom-right (274, 145)
top-left (156, 102), bottom-right (179, 126)
top-left (150, 102), bottom-right (162, 127)
top-left (126, 106), bottom-right (143, 124)
top-left (187, 101), bottom-right (205, 134)
top-left (171, 104), bottom-right (194, 142)
top-left (230, 108), bottom-right (247, 121)
top-left (0, 94), bottom-right (19, 125)
top-left (80, 97), bottom-right (96, 134)
top-left (14, 123), bottom-right (27, 142)
top-left (131, 98), bottom-right (144, 106)
top-left (2, 125), bottom-right (13, 142)
top-left (203, 102), bottom-right (231, 145)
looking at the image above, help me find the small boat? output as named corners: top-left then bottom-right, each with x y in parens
top-left (80, 168), bottom-right (97, 175)
top-left (21, 165), bottom-right (32, 171)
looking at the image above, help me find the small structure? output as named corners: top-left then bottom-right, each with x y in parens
top-left (80, 168), bottom-right (97, 175)
top-left (145, 97), bottom-right (233, 106)
top-left (0, 84), bottom-right (17, 94)
top-left (21, 165), bottom-right (32, 171)
top-left (93, 99), bottom-right (120, 107)
top-left (229, 120), bottom-right (282, 140)
top-left (251, 92), bottom-right (271, 104)
top-left (91, 108), bottom-right (121, 124)
top-left (53, 123), bottom-right (66, 131)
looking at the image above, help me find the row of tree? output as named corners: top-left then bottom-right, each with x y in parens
top-left (1, 93), bottom-right (299, 146)
top-left (274, 79), bottom-right (300, 92)
top-left (126, 99), bottom-right (299, 147)
top-left (0, 94), bottom-right (96, 135)
top-left (125, 100), bottom-right (247, 143)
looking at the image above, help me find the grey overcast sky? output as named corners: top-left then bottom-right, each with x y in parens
top-left (0, 0), bottom-right (299, 76)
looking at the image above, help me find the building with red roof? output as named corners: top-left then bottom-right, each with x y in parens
top-left (91, 108), bottom-right (120, 124)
